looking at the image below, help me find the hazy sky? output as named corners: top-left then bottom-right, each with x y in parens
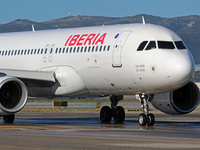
top-left (0, 0), bottom-right (199, 24)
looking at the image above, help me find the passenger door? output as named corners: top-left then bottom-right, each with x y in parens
top-left (112, 31), bottom-right (131, 67)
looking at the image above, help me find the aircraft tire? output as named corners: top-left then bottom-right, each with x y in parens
top-left (147, 113), bottom-right (155, 126)
top-left (3, 114), bottom-right (15, 124)
top-left (138, 113), bottom-right (147, 126)
top-left (100, 106), bottom-right (112, 123)
top-left (113, 106), bottom-right (125, 123)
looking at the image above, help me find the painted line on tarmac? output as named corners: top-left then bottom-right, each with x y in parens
top-left (21, 108), bottom-right (152, 112)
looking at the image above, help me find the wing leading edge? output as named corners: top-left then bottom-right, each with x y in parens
top-left (0, 69), bottom-right (55, 87)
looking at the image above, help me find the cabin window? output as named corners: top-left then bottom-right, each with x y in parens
top-left (103, 46), bottom-right (106, 51)
top-left (44, 48), bottom-right (47, 54)
top-left (81, 47), bottom-right (83, 52)
top-left (70, 47), bottom-right (73, 53)
top-left (84, 47), bottom-right (87, 52)
top-left (137, 41), bottom-right (148, 51)
top-left (175, 41), bottom-right (187, 50)
top-left (99, 46), bottom-right (102, 52)
top-left (77, 47), bottom-right (80, 53)
top-left (59, 48), bottom-right (62, 53)
top-left (95, 46), bottom-right (98, 52)
top-left (158, 41), bottom-right (175, 49)
top-left (73, 47), bottom-right (76, 53)
top-left (50, 48), bottom-right (53, 54)
top-left (88, 46), bottom-right (91, 52)
top-left (92, 46), bottom-right (95, 52)
top-left (63, 47), bottom-right (65, 53)
top-left (37, 49), bottom-right (40, 54)
top-left (107, 45), bottom-right (110, 51)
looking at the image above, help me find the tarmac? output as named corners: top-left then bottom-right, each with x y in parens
top-left (0, 102), bottom-right (199, 150)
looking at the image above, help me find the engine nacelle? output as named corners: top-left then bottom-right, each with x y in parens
top-left (150, 81), bottom-right (199, 115)
top-left (0, 75), bottom-right (28, 115)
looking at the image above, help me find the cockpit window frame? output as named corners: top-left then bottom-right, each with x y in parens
top-left (157, 41), bottom-right (175, 50)
top-left (136, 40), bottom-right (187, 51)
top-left (137, 41), bottom-right (148, 51)
top-left (145, 41), bottom-right (156, 50)
top-left (174, 41), bottom-right (187, 50)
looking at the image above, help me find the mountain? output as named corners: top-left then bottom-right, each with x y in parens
top-left (0, 14), bottom-right (200, 64)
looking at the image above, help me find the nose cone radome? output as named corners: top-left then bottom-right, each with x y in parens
top-left (165, 51), bottom-right (195, 87)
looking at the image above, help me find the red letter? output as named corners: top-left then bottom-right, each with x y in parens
top-left (77, 34), bottom-right (88, 46)
top-left (68, 35), bottom-right (80, 46)
top-left (92, 34), bottom-right (100, 45)
top-left (84, 34), bottom-right (96, 45)
top-left (64, 35), bottom-right (72, 46)
top-left (95, 33), bottom-right (107, 45)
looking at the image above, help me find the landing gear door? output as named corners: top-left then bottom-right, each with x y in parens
top-left (112, 30), bottom-right (131, 67)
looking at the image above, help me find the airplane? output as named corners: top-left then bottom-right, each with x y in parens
top-left (0, 21), bottom-right (199, 126)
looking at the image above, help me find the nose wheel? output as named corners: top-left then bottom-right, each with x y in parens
top-left (138, 113), bottom-right (155, 126)
top-left (138, 94), bottom-right (155, 126)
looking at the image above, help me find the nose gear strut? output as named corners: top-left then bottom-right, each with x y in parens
top-left (138, 94), bottom-right (155, 126)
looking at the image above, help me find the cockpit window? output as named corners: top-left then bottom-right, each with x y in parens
top-left (175, 41), bottom-right (187, 49)
top-left (145, 41), bottom-right (156, 50)
top-left (137, 41), bottom-right (148, 51)
top-left (136, 40), bottom-right (186, 51)
top-left (158, 41), bottom-right (175, 49)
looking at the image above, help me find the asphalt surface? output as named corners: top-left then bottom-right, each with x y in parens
top-left (0, 103), bottom-right (199, 150)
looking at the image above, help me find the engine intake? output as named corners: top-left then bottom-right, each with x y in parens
top-left (0, 76), bottom-right (28, 115)
top-left (151, 81), bottom-right (199, 115)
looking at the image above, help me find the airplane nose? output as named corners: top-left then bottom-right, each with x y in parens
top-left (165, 51), bottom-right (195, 86)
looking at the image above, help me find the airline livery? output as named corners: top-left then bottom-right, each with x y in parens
top-left (0, 22), bottom-right (199, 126)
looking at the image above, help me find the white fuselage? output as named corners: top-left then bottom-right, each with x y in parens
top-left (0, 24), bottom-right (195, 97)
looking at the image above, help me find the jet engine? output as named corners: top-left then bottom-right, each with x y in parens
top-left (0, 75), bottom-right (28, 115)
top-left (150, 81), bottom-right (199, 115)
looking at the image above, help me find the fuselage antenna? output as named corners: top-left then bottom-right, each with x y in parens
top-left (142, 16), bottom-right (146, 25)
top-left (32, 25), bottom-right (35, 32)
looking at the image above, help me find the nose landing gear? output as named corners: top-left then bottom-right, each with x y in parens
top-left (138, 94), bottom-right (155, 126)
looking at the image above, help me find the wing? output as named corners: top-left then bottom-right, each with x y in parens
top-left (0, 69), bottom-right (56, 87)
